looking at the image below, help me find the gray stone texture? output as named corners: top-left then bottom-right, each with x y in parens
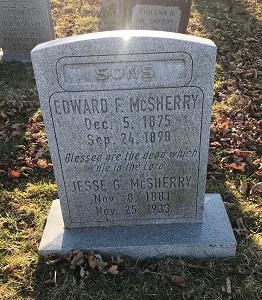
top-left (39, 194), bottom-right (236, 259)
top-left (0, 0), bottom-right (54, 61)
top-left (31, 31), bottom-right (217, 228)
top-left (117, 0), bottom-right (192, 33)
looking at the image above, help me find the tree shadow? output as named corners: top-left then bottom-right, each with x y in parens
top-left (193, 0), bottom-right (261, 91)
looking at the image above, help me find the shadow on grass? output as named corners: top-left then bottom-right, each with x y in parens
top-left (193, 0), bottom-right (261, 83)
top-left (0, 62), bottom-right (56, 193)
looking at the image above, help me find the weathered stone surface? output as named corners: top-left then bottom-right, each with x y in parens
top-left (0, 0), bottom-right (54, 61)
top-left (39, 194), bottom-right (237, 259)
top-left (117, 0), bottom-right (192, 33)
top-left (31, 30), bottom-right (216, 228)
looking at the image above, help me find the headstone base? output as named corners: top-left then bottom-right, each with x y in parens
top-left (39, 194), bottom-right (236, 259)
top-left (0, 51), bottom-right (31, 62)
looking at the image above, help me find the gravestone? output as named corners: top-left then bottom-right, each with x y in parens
top-left (117, 0), bottom-right (192, 33)
top-left (0, 0), bottom-right (54, 61)
top-left (31, 30), bottom-right (236, 259)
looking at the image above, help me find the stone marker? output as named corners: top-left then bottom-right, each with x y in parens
top-left (31, 30), bottom-right (236, 259)
top-left (0, 0), bottom-right (54, 61)
top-left (117, 0), bottom-right (192, 33)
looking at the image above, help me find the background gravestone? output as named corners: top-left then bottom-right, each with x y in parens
top-left (31, 30), bottom-right (236, 259)
top-left (116, 0), bottom-right (192, 33)
top-left (0, 0), bottom-right (54, 61)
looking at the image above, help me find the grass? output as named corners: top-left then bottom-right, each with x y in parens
top-left (0, 0), bottom-right (262, 299)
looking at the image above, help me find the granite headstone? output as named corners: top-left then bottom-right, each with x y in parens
top-left (0, 0), bottom-right (54, 61)
top-left (31, 30), bottom-right (236, 259)
top-left (117, 0), bottom-right (192, 33)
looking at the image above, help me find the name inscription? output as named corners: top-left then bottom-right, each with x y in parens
top-left (0, 1), bottom-right (53, 53)
top-left (131, 5), bottom-right (181, 32)
top-left (50, 84), bottom-right (203, 224)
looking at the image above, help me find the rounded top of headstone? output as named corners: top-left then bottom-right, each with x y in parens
top-left (31, 30), bottom-right (216, 54)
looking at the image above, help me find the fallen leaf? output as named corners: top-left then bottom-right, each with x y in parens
top-left (182, 290), bottom-right (194, 299)
top-left (236, 266), bottom-right (249, 275)
top-left (15, 145), bottom-right (26, 151)
top-left (20, 166), bottom-right (32, 177)
top-left (111, 255), bottom-right (124, 265)
top-left (2, 264), bottom-right (14, 274)
top-left (37, 159), bottom-right (48, 169)
top-left (226, 277), bottom-right (232, 294)
top-left (255, 171), bottom-right (262, 178)
top-left (45, 271), bottom-right (57, 285)
top-left (17, 220), bottom-right (28, 229)
top-left (170, 275), bottom-right (186, 288)
top-left (69, 250), bottom-right (84, 269)
top-left (80, 266), bottom-right (89, 278)
top-left (34, 147), bottom-right (44, 159)
top-left (0, 111), bottom-right (7, 118)
top-left (252, 182), bottom-right (262, 193)
top-left (107, 264), bottom-right (119, 275)
top-left (235, 150), bottom-right (253, 158)
top-left (32, 130), bottom-right (43, 138)
top-left (239, 182), bottom-right (249, 195)
top-left (97, 259), bottom-right (108, 272)
top-left (45, 256), bottom-right (62, 266)
top-left (253, 158), bottom-right (262, 167)
top-left (244, 100), bottom-right (252, 112)
top-left (28, 144), bottom-right (37, 156)
top-left (233, 218), bottom-right (249, 236)
top-left (220, 113), bottom-right (227, 122)
top-left (25, 157), bottom-right (34, 168)
top-left (88, 250), bottom-right (100, 269)
top-left (225, 162), bottom-right (246, 172)
top-left (220, 121), bottom-right (231, 129)
top-left (8, 170), bottom-right (20, 179)
top-left (30, 123), bottom-right (40, 133)
top-left (29, 117), bottom-right (37, 126)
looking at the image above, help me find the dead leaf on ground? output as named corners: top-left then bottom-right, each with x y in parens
top-left (8, 170), bottom-right (20, 179)
top-left (170, 275), bottom-right (186, 288)
top-left (80, 266), bottom-right (89, 278)
top-left (106, 264), bottom-right (119, 275)
top-left (111, 255), bottom-right (124, 265)
top-left (28, 144), bottom-right (37, 156)
top-left (25, 157), bottom-right (34, 168)
top-left (45, 271), bottom-right (57, 285)
top-left (252, 182), bottom-right (262, 193)
top-left (20, 166), bottom-right (32, 177)
top-left (37, 159), bottom-right (48, 169)
top-left (182, 290), bottom-right (194, 299)
top-left (87, 250), bottom-right (107, 270)
top-left (17, 220), bottom-right (28, 230)
top-left (236, 266), bottom-right (249, 275)
top-left (235, 150), bottom-right (253, 158)
top-left (69, 250), bottom-right (84, 269)
top-left (239, 182), bottom-right (249, 195)
top-left (225, 162), bottom-right (246, 172)
top-left (45, 256), bottom-right (62, 266)
top-left (233, 218), bottom-right (249, 236)
top-left (34, 147), bottom-right (44, 159)
top-left (2, 264), bottom-right (14, 274)
top-left (224, 277), bottom-right (232, 294)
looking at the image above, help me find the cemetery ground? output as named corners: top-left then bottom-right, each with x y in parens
top-left (0, 0), bottom-right (261, 299)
